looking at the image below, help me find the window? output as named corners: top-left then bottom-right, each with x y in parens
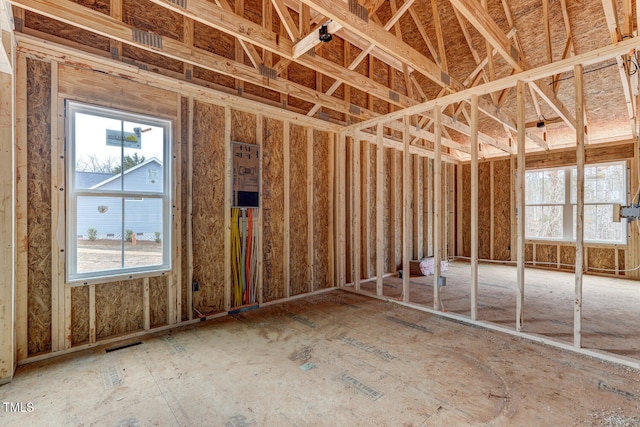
top-left (67, 102), bottom-right (172, 283)
top-left (525, 162), bottom-right (626, 243)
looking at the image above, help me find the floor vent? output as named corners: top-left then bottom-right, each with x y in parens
top-left (105, 341), bottom-right (142, 353)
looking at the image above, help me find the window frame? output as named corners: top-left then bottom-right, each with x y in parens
top-left (66, 101), bottom-right (172, 284)
top-left (524, 161), bottom-right (627, 245)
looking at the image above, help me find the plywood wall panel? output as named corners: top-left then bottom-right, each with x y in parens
top-left (123, 0), bottom-right (183, 41)
top-left (535, 244), bottom-right (557, 266)
top-left (478, 162), bottom-right (491, 260)
top-left (262, 118), bottom-right (285, 301)
top-left (383, 147), bottom-right (391, 272)
top-left (461, 164), bottom-right (471, 257)
top-left (95, 279), bottom-right (144, 339)
top-left (71, 286), bottom-right (89, 346)
top-left (618, 249), bottom-right (625, 276)
top-left (26, 58), bottom-right (52, 356)
top-left (149, 276), bottom-right (168, 328)
top-left (368, 143), bottom-right (377, 276)
top-left (313, 130), bottom-right (331, 289)
top-left (231, 110), bottom-right (257, 144)
top-left (121, 45), bottom-right (184, 74)
top-left (191, 100), bottom-right (225, 314)
top-left (24, 12), bottom-right (110, 52)
top-left (587, 247), bottom-right (616, 272)
top-left (560, 246), bottom-right (575, 267)
top-left (289, 124), bottom-right (310, 295)
top-left (493, 159), bottom-right (511, 260)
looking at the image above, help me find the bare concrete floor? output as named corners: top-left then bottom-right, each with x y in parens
top-left (360, 261), bottom-right (640, 361)
top-left (1, 289), bottom-right (640, 426)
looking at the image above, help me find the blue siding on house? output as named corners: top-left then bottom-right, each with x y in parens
top-left (77, 159), bottom-right (164, 240)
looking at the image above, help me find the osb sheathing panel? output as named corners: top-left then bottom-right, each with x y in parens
top-left (24, 12), bottom-right (110, 52)
top-left (461, 164), bottom-right (471, 257)
top-left (560, 246), bottom-right (575, 268)
top-left (193, 22), bottom-right (235, 61)
top-left (372, 58), bottom-right (389, 115)
top-left (192, 66), bottom-right (235, 91)
top-left (95, 280), bottom-right (143, 339)
top-left (493, 159), bottom-right (511, 261)
top-left (180, 97), bottom-right (189, 321)
top-left (313, 130), bottom-right (331, 289)
top-left (243, 81), bottom-right (281, 104)
top-left (121, 44), bottom-right (184, 74)
top-left (478, 162), bottom-right (491, 260)
top-left (262, 118), bottom-right (285, 301)
top-left (289, 124), bottom-right (310, 296)
top-left (27, 58), bottom-right (52, 356)
top-left (123, 0), bottom-right (183, 41)
top-left (587, 247), bottom-right (616, 272)
top-left (383, 148), bottom-right (391, 272)
top-left (618, 249), bottom-right (626, 276)
top-left (192, 101), bottom-right (225, 314)
top-left (71, 286), bottom-right (89, 346)
top-left (149, 276), bottom-right (167, 328)
top-left (535, 244), bottom-right (557, 266)
top-left (369, 143), bottom-right (377, 276)
top-left (70, 0), bottom-right (110, 14)
top-left (231, 110), bottom-right (257, 144)
top-left (525, 243), bottom-right (533, 263)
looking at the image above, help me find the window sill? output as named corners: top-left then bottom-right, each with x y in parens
top-left (67, 268), bottom-right (171, 287)
top-left (524, 239), bottom-right (627, 249)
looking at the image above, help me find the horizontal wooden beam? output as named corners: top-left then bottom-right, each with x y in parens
top-left (345, 35), bottom-right (640, 135)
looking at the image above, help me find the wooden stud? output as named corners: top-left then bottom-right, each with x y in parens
top-left (403, 116), bottom-right (411, 302)
top-left (224, 106), bottom-right (232, 310)
top-left (363, 137), bottom-right (371, 278)
top-left (389, 150), bottom-right (398, 272)
top-left (172, 92), bottom-right (182, 323)
top-left (516, 80), bottom-right (526, 332)
top-left (143, 277), bottom-right (150, 330)
top-left (89, 284), bottom-right (96, 343)
top-left (376, 123), bottom-right (384, 296)
top-left (470, 94), bottom-right (479, 321)
top-left (284, 121), bottom-right (291, 298)
top-left (256, 114), bottom-right (264, 303)
top-left (353, 136), bottom-right (361, 289)
top-left (456, 163), bottom-right (463, 257)
top-left (433, 106), bottom-right (442, 311)
top-left (574, 64), bottom-right (585, 348)
top-left (15, 52), bottom-right (27, 362)
top-left (428, 159), bottom-right (434, 257)
top-left (510, 155), bottom-right (517, 262)
top-left (413, 155), bottom-right (423, 259)
top-left (0, 59), bottom-right (14, 381)
top-left (307, 127), bottom-right (314, 291)
top-left (328, 132), bottom-right (335, 288)
top-left (490, 161), bottom-right (495, 259)
top-left (187, 97), bottom-right (194, 319)
top-left (448, 164), bottom-right (455, 258)
top-left (338, 132), bottom-right (347, 286)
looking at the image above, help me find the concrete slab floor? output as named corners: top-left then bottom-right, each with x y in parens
top-left (1, 289), bottom-right (639, 426)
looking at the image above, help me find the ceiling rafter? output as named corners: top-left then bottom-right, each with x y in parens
top-left (601, 0), bottom-right (637, 139)
top-left (297, 0), bottom-right (464, 92)
top-left (449, 0), bottom-right (577, 133)
top-left (271, 0), bottom-right (300, 42)
top-left (213, 0), bottom-right (262, 68)
top-left (9, 0), bottom-right (389, 123)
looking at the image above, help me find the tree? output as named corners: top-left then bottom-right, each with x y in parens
top-left (76, 154), bottom-right (119, 173)
top-left (112, 153), bottom-right (146, 174)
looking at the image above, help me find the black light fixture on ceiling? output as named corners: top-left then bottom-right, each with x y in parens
top-left (319, 23), bottom-right (332, 43)
top-left (536, 114), bottom-right (546, 129)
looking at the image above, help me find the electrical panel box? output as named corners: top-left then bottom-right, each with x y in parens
top-left (232, 141), bottom-right (260, 208)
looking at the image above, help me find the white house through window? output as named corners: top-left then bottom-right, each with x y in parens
top-left (67, 101), bottom-right (172, 283)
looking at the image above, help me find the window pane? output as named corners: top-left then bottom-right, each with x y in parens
top-left (76, 196), bottom-right (124, 274)
top-left (121, 122), bottom-right (165, 193)
top-left (526, 169), bottom-right (565, 204)
top-left (74, 113), bottom-right (122, 190)
top-left (571, 163), bottom-right (625, 204)
top-left (124, 198), bottom-right (164, 268)
top-left (525, 205), bottom-right (563, 239)
top-left (585, 205), bottom-right (625, 242)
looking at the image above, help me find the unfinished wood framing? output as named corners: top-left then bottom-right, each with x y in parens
top-left (574, 64), bottom-right (585, 348)
top-left (4, 0), bottom-right (640, 390)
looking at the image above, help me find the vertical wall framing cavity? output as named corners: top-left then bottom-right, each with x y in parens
top-left (433, 106), bottom-right (442, 311)
top-left (470, 94), bottom-right (479, 321)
